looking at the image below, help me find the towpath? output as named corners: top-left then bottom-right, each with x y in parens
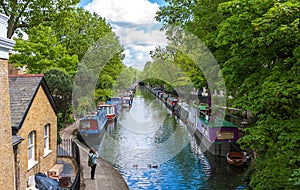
top-left (59, 121), bottom-right (128, 190)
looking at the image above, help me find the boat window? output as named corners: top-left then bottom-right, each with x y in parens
top-left (216, 131), bottom-right (234, 140)
top-left (108, 107), bottom-right (113, 114)
top-left (79, 120), bottom-right (91, 129)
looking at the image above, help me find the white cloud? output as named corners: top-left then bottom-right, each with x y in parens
top-left (85, 0), bottom-right (159, 24)
top-left (84, 0), bottom-right (168, 70)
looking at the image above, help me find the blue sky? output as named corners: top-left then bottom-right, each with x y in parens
top-left (78, 0), bottom-right (168, 70)
top-left (78, 0), bottom-right (166, 7)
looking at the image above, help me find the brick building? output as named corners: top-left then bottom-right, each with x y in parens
top-left (0, 13), bottom-right (17, 190)
top-left (0, 13), bottom-right (59, 189)
top-left (9, 74), bottom-right (59, 189)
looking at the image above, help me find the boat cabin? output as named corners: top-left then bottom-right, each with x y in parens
top-left (78, 109), bottom-right (107, 135)
top-left (97, 103), bottom-right (117, 121)
top-left (121, 96), bottom-right (132, 107)
top-left (196, 104), bottom-right (239, 143)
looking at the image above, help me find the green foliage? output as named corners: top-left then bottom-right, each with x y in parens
top-left (72, 31), bottom-right (125, 115)
top-left (0, 0), bottom-right (79, 39)
top-left (110, 66), bottom-right (140, 100)
top-left (290, 167), bottom-right (300, 186)
top-left (216, 0), bottom-right (300, 188)
top-left (7, 5), bottom-right (125, 121)
top-left (248, 151), bottom-right (298, 190)
top-left (156, 0), bottom-right (300, 189)
top-left (75, 96), bottom-right (95, 118)
top-left (44, 68), bottom-right (73, 122)
top-left (9, 25), bottom-right (78, 75)
top-left (50, 8), bottom-right (113, 61)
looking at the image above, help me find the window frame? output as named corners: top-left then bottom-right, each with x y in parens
top-left (28, 131), bottom-right (38, 170)
top-left (43, 124), bottom-right (52, 157)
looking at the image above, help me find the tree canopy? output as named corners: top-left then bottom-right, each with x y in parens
top-left (5, 4), bottom-right (126, 124)
top-left (44, 68), bottom-right (73, 122)
top-left (0, 0), bottom-right (79, 39)
top-left (156, 0), bottom-right (300, 189)
top-left (9, 24), bottom-right (78, 75)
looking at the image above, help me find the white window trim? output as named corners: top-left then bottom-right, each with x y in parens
top-left (28, 160), bottom-right (38, 171)
top-left (44, 149), bottom-right (52, 157)
top-left (43, 124), bottom-right (52, 157)
top-left (28, 131), bottom-right (38, 170)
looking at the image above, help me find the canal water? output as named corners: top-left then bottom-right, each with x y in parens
top-left (97, 87), bottom-right (248, 189)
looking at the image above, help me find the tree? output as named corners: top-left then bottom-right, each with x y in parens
top-left (0, 0), bottom-right (79, 39)
top-left (9, 24), bottom-right (78, 75)
top-left (155, 1), bottom-right (228, 96)
top-left (95, 56), bottom-right (126, 102)
top-left (156, 0), bottom-right (300, 189)
top-left (215, 1), bottom-right (300, 189)
top-left (72, 31), bottom-right (125, 116)
top-left (155, 0), bottom-right (230, 64)
top-left (44, 68), bottom-right (73, 122)
top-left (113, 66), bottom-right (140, 93)
top-left (50, 8), bottom-right (113, 61)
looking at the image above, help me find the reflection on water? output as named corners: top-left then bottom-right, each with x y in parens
top-left (98, 88), bottom-right (248, 189)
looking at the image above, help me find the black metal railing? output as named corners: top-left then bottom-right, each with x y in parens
top-left (70, 140), bottom-right (80, 190)
top-left (57, 139), bottom-right (81, 190)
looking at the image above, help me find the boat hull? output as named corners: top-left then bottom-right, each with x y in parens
top-left (192, 127), bottom-right (231, 156)
top-left (226, 152), bottom-right (246, 166)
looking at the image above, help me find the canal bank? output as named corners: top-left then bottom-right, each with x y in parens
top-left (60, 120), bottom-right (128, 190)
top-left (74, 138), bottom-right (128, 190)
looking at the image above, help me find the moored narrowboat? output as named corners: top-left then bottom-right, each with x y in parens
top-left (194, 104), bottom-right (239, 156)
top-left (97, 102), bottom-right (119, 121)
top-left (107, 97), bottom-right (122, 105)
top-left (121, 96), bottom-right (132, 108)
top-left (78, 108), bottom-right (107, 135)
top-left (106, 96), bottom-right (122, 119)
top-left (165, 97), bottom-right (178, 111)
top-left (174, 102), bottom-right (189, 124)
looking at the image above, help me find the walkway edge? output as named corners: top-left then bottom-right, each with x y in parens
top-left (74, 138), bottom-right (129, 190)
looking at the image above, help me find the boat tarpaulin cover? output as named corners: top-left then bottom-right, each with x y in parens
top-left (34, 172), bottom-right (61, 190)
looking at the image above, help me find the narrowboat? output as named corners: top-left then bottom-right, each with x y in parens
top-left (165, 97), bottom-right (178, 111)
top-left (151, 87), bottom-right (159, 95)
top-left (97, 102), bottom-right (119, 121)
top-left (106, 97), bottom-right (122, 105)
top-left (154, 89), bottom-right (163, 99)
top-left (174, 102), bottom-right (189, 124)
top-left (106, 96), bottom-right (122, 117)
top-left (121, 96), bottom-right (132, 108)
top-left (107, 97), bottom-right (122, 105)
top-left (194, 104), bottom-right (239, 156)
top-left (78, 108), bottom-right (107, 135)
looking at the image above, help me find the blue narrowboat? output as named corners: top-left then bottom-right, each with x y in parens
top-left (78, 108), bottom-right (107, 135)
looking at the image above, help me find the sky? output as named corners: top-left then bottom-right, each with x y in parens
top-left (78, 0), bottom-right (168, 70)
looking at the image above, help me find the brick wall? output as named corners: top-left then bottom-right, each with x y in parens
top-left (17, 85), bottom-right (57, 189)
top-left (0, 59), bottom-right (15, 189)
